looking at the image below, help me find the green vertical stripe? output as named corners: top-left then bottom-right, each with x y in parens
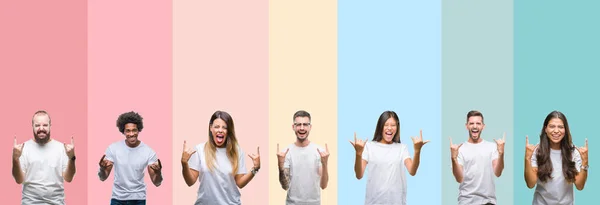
top-left (514, 1), bottom-right (600, 204)
top-left (442, 0), bottom-right (514, 204)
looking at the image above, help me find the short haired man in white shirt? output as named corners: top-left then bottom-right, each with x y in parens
top-left (277, 110), bottom-right (330, 205)
top-left (98, 111), bottom-right (162, 205)
top-left (12, 110), bottom-right (77, 205)
top-left (450, 110), bottom-right (505, 205)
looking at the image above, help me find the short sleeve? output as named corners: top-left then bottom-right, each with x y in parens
top-left (19, 149), bottom-right (27, 172)
top-left (104, 145), bottom-right (114, 162)
top-left (457, 148), bottom-right (465, 166)
top-left (531, 147), bottom-right (538, 168)
top-left (148, 148), bottom-right (158, 166)
top-left (573, 148), bottom-right (582, 172)
top-left (237, 146), bottom-right (247, 174)
top-left (362, 142), bottom-right (370, 162)
top-left (401, 144), bottom-right (410, 162)
top-left (188, 145), bottom-right (201, 171)
top-left (283, 145), bottom-right (291, 169)
top-left (491, 146), bottom-right (499, 161)
top-left (61, 144), bottom-right (69, 173)
top-left (316, 145), bottom-right (323, 168)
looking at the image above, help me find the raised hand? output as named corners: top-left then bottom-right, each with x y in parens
top-left (13, 136), bottom-right (24, 160)
top-left (276, 144), bottom-right (289, 167)
top-left (99, 154), bottom-right (114, 170)
top-left (578, 138), bottom-right (588, 164)
top-left (494, 132), bottom-right (506, 155)
top-left (64, 137), bottom-right (75, 159)
top-left (525, 135), bottom-right (537, 160)
top-left (149, 159), bottom-right (162, 173)
top-left (411, 130), bottom-right (430, 151)
top-left (181, 140), bottom-right (196, 163)
top-left (450, 137), bottom-right (463, 160)
top-left (349, 132), bottom-right (368, 155)
top-left (317, 144), bottom-right (330, 164)
top-left (248, 147), bottom-right (261, 169)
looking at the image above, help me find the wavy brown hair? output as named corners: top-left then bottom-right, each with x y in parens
top-left (536, 111), bottom-right (578, 183)
top-left (204, 111), bottom-right (240, 175)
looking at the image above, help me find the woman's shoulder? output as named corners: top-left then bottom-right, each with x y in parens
top-left (195, 142), bottom-right (208, 150)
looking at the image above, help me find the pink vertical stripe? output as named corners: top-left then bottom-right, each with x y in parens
top-left (173, 0), bottom-right (269, 204)
top-left (0, 1), bottom-right (88, 204)
top-left (87, 0), bottom-right (172, 204)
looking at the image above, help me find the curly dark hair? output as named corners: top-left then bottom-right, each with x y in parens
top-left (116, 111), bottom-right (144, 134)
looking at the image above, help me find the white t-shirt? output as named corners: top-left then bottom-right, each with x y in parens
top-left (189, 142), bottom-right (247, 205)
top-left (362, 141), bottom-right (411, 205)
top-left (531, 147), bottom-right (582, 205)
top-left (104, 140), bottom-right (158, 200)
top-left (19, 139), bottom-right (69, 205)
top-left (456, 140), bottom-right (499, 205)
top-left (284, 142), bottom-right (323, 205)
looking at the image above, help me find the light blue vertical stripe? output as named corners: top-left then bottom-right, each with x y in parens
top-left (338, 1), bottom-right (441, 204)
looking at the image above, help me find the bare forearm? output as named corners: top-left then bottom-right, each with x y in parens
top-left (98, 168), bottom-right (111, 181)
top-left (494, 154), bottom-right (504, 177)
top-left (354, 154), bottom-right (364, 179)
top-left (12, 158), bottom-right (24, 184)
top-left (236, 173), bottom-right (255, 189)
top-left (451, 158), bottom-right (463, 183)
top-left (181, 162), bottom-right (196, 186)
top-left (575, 172), bottom-right (588, 190)
top-left (278, 166), bottom-right (290, 190)
top-left (320, 163), bottom-right (329, 189)
top-left (575, 160), bottom-right (588, 190)
top-left (524, 157), bottom-right (537, 188)
top-left (151, 172), bottom-right (163, 187)
top-left (64, 159), bottom-right (76, 182)
top-left (409, 150), bottom-right (421, 176)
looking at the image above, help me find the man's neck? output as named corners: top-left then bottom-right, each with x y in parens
top-left (468, 138), bottom-right (483, 144)
top-left (295, 139), bottom-right (310, 147)
top-left (126, 140), bottom-right (141, 148)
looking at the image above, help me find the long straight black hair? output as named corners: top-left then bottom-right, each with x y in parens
top-left (372, 111), bottom-right (400, 143)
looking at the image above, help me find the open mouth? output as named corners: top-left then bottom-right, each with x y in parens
top-left (216, 134), bottom-right (225, 143)
top-left (471, 129), bottom-right (480, 135)
top-left (297, 131), bottom-right (307, 137)
top-left (126, 136), bottom-right (137, 143)
top-left (385, 131), bottom-right (393, 138)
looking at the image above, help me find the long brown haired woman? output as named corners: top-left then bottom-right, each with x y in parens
top-left (181, 111), bottom-right (260, 205)
top-left (524, 111), bottom-right (589, 205)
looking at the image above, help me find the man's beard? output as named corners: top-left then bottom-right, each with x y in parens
top-left (469, 130), bottom-right (481, 141)
top-left (297, 136), bottom-right (306, 142)
top-left (296, 132), bottom-right (308, 143)
top-left (34, 130), bottom-right (50, 145)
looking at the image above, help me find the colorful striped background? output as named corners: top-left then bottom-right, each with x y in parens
top-left (1, 0), bottom-right (597, 204)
